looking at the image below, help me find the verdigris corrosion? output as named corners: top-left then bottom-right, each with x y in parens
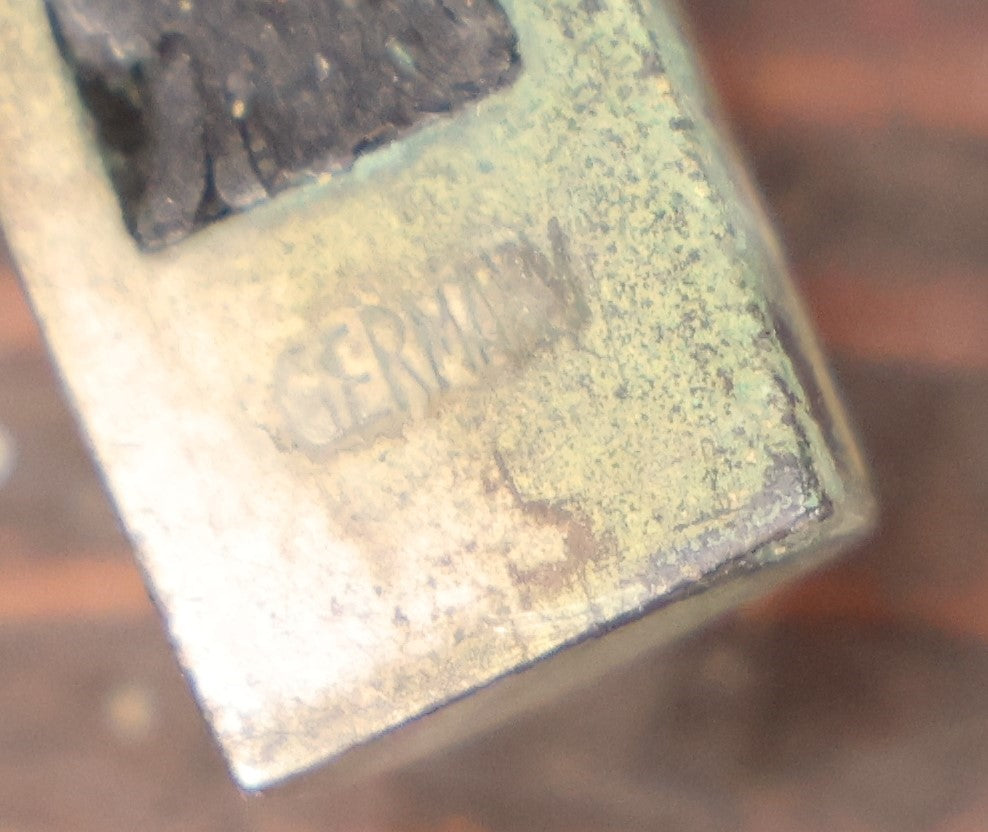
top-left (0, 0), bottom-right (871, 790)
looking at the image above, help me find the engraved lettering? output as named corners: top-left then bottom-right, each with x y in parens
top-left (359, 305), bottom-right (432, 413)
top-left (406, 280), bottom-right (477, 390)
top-left (320, 323), bottom-right (372, 430)
top-left (461, 271), bottom-right (504, 366)
top-left (274, 221), bottom-right (589, 457)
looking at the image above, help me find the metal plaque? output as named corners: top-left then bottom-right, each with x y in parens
top-left (0, 0), bottom-right (871, 789)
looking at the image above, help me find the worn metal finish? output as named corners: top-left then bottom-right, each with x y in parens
top-left (0, 0), bottom-right (870, 789)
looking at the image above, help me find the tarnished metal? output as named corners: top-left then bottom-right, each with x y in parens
top-left (0, 0), bottom-right (871, 789)
top-left (44, 0), bottom-right (522, 247)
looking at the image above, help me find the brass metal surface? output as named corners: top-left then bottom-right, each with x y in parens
top-left (0, 0), bottom-right (871, 789)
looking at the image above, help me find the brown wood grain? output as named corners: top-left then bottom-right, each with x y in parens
top-left (803, 268), bottom-right (988, 370)
top-left (0, 267), bottom-right (37, 360)
top-left (1, 0), bottom-right (987, 829)
top-left (691, 0), bottom-right (988, 136)
top-left (0, 557), bottom-right (151, 622)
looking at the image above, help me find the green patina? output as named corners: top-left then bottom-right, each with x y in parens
top-left (0, 0), bottom-right (870, 788)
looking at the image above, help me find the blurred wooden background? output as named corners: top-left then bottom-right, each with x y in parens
top-left (1, 0), bottom-right (987, 830)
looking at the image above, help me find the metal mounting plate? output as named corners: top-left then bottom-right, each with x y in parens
top-left (0, 0), bottom-right (871, 789)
